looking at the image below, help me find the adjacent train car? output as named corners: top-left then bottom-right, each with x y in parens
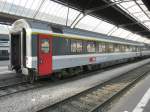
top-left (9, 19), bottom-right (150, 83)
top-left (0, 34), bottom-right (9, 60)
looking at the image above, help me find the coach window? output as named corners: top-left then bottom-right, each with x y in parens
top-left (124, 45), bottom-right (126, 52)
top-left (126, 46), bottom-right (128, 52)
top-left (129, 46), bottom-right (132, 52)
top-left (137, 47), bottom-right (140, 52)
top-left (87, 41), bottom-right (96, 53)
top-left (136, 47), bottom-right (138, 52)
top-left (128, 46), bottom-right (130, 52)
top-left (122, 45), bottom-right (125, 52)
top-left (135, 46), bottom-right (137, 52)
top-left (129, 46), bottom-right (133, 52)
top-left (138, 47), bottom-right (140, 52)
top-left (71, 39), bottom-right (83, 53)
top-left (71, 40), bottom-right (77, 53)
top-left (118, 45), bottom-right (123, 52)
top-left (123, 45), bottom-right (125, 52)
top-left (132, 46), bottom-right (136, 52)
top-left (76, 40), bottom-right (82, 53)
top-left (41, 39), bottom-right (50, 53)
top-left (98, 43), bottom-right (103, 53)
top-left (108, 43), bottom-right (114, 52)
top-left (114, 44), bottom-right (119, 52)
top-left (131, 46), bottom-right (134, 52)
top-left (125, 45), bottom-right (130, 52)
top-left (101, 43), bottom-right (106, 53)
top-left (131, 46), bottom-right (133, 52)
top-left (142, 46), bottom-right (146, 51)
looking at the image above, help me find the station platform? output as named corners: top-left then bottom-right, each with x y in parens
top-left (108, 70), bottom-right (150, 112)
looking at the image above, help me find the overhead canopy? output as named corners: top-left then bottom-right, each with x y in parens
top-left (52, 0), bottom-right (150, 37)
top-left (0, 0), bottom-right (150, 43)
top-left (142, 0), bottom-right (150, 11)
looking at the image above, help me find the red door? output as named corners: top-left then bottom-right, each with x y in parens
top-left (38, 34), bottom-right (52, 76)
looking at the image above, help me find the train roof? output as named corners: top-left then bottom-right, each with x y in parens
top-left (12, 19), bottom-right (144, 46)
top-left (62, 27), bottom-right (142, 46)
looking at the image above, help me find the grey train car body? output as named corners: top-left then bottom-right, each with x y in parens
top-left (9, 19), bottom-right (150, 80)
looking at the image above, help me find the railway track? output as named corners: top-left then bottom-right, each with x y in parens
top-left (0, 75), bottom-right (24, 87)
top-left (0, 59), bottom-right (147, 100)
top-left (0, 80), bottom-right (45, 97)
top-left (0, 59), bottom-right (137, 98)
top-left (38, 63), bottom-right (150, 112)
top-left (0, 74), bottom-right (52, 97)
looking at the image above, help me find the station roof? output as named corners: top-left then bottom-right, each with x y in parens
top-left (142, 0), bottom-right (150, 11)
top-left (0, 0), bottom-right (150, 43)
top-left (53, 0), bottom-right (150, 37)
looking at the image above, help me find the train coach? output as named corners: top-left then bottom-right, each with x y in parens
top-left (8, 19), bottom-right (150, 83)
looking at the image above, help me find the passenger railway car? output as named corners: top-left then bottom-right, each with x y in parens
top-left (9, 19), bottom-right (150, 83)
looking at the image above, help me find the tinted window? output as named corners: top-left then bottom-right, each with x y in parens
top-left (71, 39), bottom-right (82, 53)
top-left (87, 41), bottom-right (96, 53)
top-left (99, 42), bottom-right (106, 53)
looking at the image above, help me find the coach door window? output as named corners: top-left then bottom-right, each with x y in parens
top-left (41, 39), bottom-right (50, 53)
